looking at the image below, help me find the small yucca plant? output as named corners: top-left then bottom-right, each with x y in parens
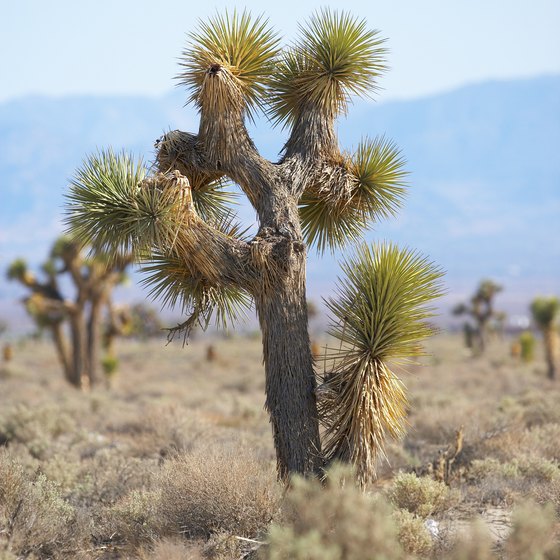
top-left (531, 297), bottom-right (560, 379)
top-left (319, 243), bottom-right (444, 484)
top-left (518, 331), bottom-right (536, 363)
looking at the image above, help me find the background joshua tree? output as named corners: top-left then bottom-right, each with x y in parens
top-left (7, 237), bottom-right (130, 389)
top-left (124, 303), bottom-right (163, 340)
top-left (453, 279), bottom-right (503, 355)
top-left (530, 296), bottom-right (559, 380)
top-left (65, 10), bottom-right (443, 481)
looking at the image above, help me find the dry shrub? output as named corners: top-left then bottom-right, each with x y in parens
top-left (466, 476), bottom-right (516, 507)
top-left (98, 489), bottom-right (160, 551)
top-left (534, 477), bottom-right (560, 516)
top-left (0, 450), bottom-right (83, 558)
top-left (518, 423), bottom-right (560, 460)
top-left (466, 456), bottom-right (560, 507)
top-left (473, 429), bottom-right (527, 464)
top-left (504, 501), bottom-right (560, 559)
top-left (447, 518), bottom-right (494, 560)
top-left (263, 465), bottom-right (406, 560)
top-left (0, 404), bottom-right (75, 459)
top-left (392, 509), bottom-right (433, 557)
top-left (519, 391), bottom-right (560, 427)
top-left (109, 405), bottom-right (213, 461)
top-left (474, 422), bottom-right (560, 465)
top-left (204, 532), bottom-right (255, 560)
top-left (70, 450), bottom-right (155, 508)
top-left (156, 446), bottom-right (281, 539)
top-left (387, 473), bottom-right (459, 519)
top-left (130, 406), bottom-right (208, 459)
top-left (137, 537), bottom-right (206, 560)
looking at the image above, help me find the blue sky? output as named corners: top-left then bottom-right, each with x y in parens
top-left (2, 0), bottom-right (559, 103)
top-left (1, 1), bottom-right (559, 328)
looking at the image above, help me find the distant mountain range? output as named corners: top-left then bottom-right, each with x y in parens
top-left (1, 75), bottom-right (559, 328)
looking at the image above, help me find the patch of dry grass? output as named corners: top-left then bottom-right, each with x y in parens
top-left (1, 334), bottom-right (560, 557)
top-left (156, 446), bottom-right (281, 539)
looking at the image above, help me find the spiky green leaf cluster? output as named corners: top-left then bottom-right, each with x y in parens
top-left (326, 243), bottom-right (444, 363)
top-left (300, 137), bottom-right (407, 253)
top-left (191, 179), bottom-right (238, 224)
top-left (320, 243), bottom-right (444, 483)
top-left (41, 259), bottom-right (58, 279)
top-left (473, 279), bottom-right (502, 303)
top-left (268, 9), bottom-right (387, 126)
top-left (6, 259), bottom-right (28, 281)
top-left (531, 296), bottom-right (560, 328)
top-left (140, 252), bottom-right (252, 334)
top-left (179, 10), bottom-right (280, 117)
top-left (65, 149), bottom-right (151, 256)
top-left (50, 235), bottom-right (81, 262)
top-left (66, 148), bottom-right (235, 258)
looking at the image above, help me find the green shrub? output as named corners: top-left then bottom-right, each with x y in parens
top-left (505, 501), bottom-right (559, 559)
top-left (101, 489), bottom-right (160, 550)
top-left (469, 456), bottom-right (560, 483)
top-left (392, 508), bottom-right (433, 557)
top-left (0, 450), bottom-right (80, 558)
top-left (102, 353), bottom-right (119, 377)
top-left (387, 473), bottom-right (458, 519)
top-left (518, 331), bottom-right (536, 363)
top-left (0, 404), bottom-right (75, 459)
top-left (264, 465), bottom-right (406, 560)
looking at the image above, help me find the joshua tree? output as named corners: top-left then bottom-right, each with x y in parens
top-left (453, 279), bottom-right (503, 354)
top-left (7, 237), bottom-right (130, 388)
top-left (530, 297), bottom-right (559, 380)
top-left (65, 10), bottom-right (443, 481)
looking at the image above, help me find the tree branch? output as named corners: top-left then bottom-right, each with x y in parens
top-left (282, 103), bottom-right (339, 164)
top-left (142, 172), bottom-right (259, 291)
top-left (155, 67), bottom-right (291, 231)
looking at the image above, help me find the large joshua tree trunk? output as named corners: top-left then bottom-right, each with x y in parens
top-left (254, 216), bottom-right (322, 476)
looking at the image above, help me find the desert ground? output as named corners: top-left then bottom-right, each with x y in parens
top-left (1, 332), bottom-right (559, 559)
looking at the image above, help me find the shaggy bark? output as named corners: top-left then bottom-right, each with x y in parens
top-left (255, 249), bottom-right (322, 477)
